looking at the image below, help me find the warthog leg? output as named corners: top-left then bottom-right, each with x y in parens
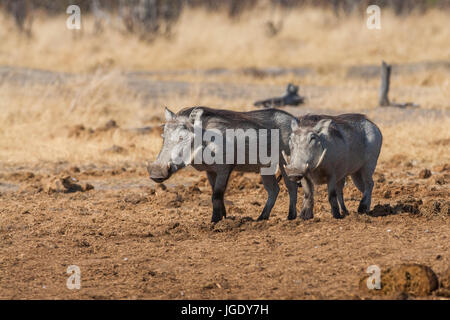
top-left (300, 177), bottom-right (314, 220)
top-left (336, 178), bottom-right (348, 216)
top-left (279, 164), bottom-right (298, 220)
top-left (351, 171), bottom-right (365, 194)
top-left (327, 176), bottom-right (342, 219)
top-left (208, 169), bottom-right (231, 223)
top-left (257, 174), bottom-right (280, 221)
top-left (358, 166), bottom-right (375, 214)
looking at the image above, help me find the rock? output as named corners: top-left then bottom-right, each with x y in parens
top-left (124, 194), bottom-right (148, 205)
top-left (70, 166), bottom-right (80, 173)
top-left (434, 176), bottom-right (447, 185)
top-left (418, 169), bottom-right (432, 179)
top-left (43, 176), bottom-right (94, 193)
top-left (104, 120), bottom-right (118, 130)
top-left (359, 264), bottom-right (439, 297)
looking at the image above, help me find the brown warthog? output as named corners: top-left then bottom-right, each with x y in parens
top-left (283, 114), bottom-right (382, 219)
top-left (148, 106), bottom-right (300, 223)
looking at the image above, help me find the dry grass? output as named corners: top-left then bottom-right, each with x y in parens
top-left (1, 8), bottom-right (450, 72)
top-left (379, 118), bottom-right (450, 165)
top-left (0, 72), bottom-right (448, 168)
top-left (0, 7), bottom-right (449, 168)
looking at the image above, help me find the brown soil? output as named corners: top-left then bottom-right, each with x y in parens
top-left (359, 264), bottom-right (439, 298)
top-left (0, 161), bottom-right (449, 299)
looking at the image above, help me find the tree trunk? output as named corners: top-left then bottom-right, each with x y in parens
top-left (379, 61), bottom-right (391, 107)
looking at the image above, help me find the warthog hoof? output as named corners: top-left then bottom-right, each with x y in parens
top-left (256, 214), bottom-right (269, 221)
top-left (358, 203), bottom-right (368, 214)
top-left (300, 207), bottom-right (314, 220)
top-left (287, 212), bottom-right (297, 220)
top-left (211, 215), bottom-right (223, 223)
top-left (331, 207), bottom-right (342, 219)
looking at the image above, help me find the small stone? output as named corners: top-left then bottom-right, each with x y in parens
top-left (418, 169), bottom-right (432, 179)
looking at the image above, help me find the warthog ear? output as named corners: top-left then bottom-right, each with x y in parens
top-left (314, 119), bottom-right (332, 135)
top-left (189, 108), bottom-right (204, 125)
top-left (165, 107), bottom-right (176, 121)
top-left (291, 119), bottom-right (299, 132)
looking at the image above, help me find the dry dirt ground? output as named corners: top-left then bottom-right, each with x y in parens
top-left (0, 155), bottom-right (448, 299)
top-left (1, 6), bottom-right (449, 300)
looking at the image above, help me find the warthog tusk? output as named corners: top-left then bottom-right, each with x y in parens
top-left (281, 150), bottom-right (289, 164)
top-left (314, 148), bottom-right (327, 170)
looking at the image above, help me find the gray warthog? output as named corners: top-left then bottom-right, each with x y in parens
top-left (283, 114), bottom-right (382, 219)
top-left (148, 106), bottom-right (299, 223)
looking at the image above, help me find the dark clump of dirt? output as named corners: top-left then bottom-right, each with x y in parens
top-left (212, 216), bottom-right (255, 233)
top-left (421, 199), bottom-right (450, 217)
top-left (360, 264), bottom-right (439, 297)
top-left (370, 198), bottom-right (422, 217)
top-left (433, 175), bottom-right (447, 185)
top-left (124, 193), bottom-right (148, 205)
top-left (43, 176), bottom-right (94, 193)
top-left (20, 175), bottom-right (94, 194)
top-left (418, 169), bottom-right (432, 179)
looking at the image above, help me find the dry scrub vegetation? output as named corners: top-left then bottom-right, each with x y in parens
top-left (1, 8), bottom-right (450, 71)
top-left (0, 8), bottom-right (449, 168)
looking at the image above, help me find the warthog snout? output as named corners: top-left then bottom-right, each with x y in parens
top-left (281, 151), bottom-right (305, 181)
top-left (285, 164), bottom-right (305, 182)
top-left (147, 162), bottom-right (171, 183)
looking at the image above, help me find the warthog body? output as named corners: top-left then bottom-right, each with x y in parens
top-left (284, 114), bottom-right (382, 219)
top-left (148, 106), bottom-right (300, 222)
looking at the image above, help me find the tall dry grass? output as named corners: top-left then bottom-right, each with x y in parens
top-left (0, 7), bottom-right (449, 168)
top-left (1, 8), bottom-right (450, 72)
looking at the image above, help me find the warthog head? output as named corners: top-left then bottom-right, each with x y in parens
top-left (148, 107), bottom-right (203, 183)
top-left (283, 119), bottom-right (330, 182)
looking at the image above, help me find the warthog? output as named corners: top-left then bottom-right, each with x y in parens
top-left (283, 114), bottom-right (382, 219)
top-left (148, 106), bottom-right (299, 223)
